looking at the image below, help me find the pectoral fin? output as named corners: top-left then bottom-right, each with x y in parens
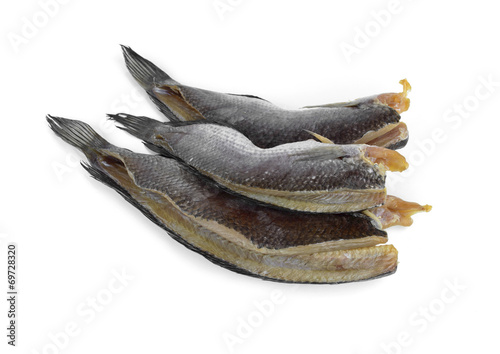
top-left (305, 130), bottom-right (335, 144)
top-left (153, 84), bottom-right (206, 121)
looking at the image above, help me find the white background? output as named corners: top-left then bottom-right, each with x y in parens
top-left (1, 0), bottom-right (499, 353)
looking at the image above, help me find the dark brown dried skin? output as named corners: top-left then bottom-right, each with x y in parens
top-left (121, 46), bottom-right (407, 149)
top-left (97, 153), bottom-right (395, 282)
top-left (122, 154), bottom-right (387, 250)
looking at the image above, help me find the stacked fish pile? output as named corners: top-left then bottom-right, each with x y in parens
top-left (48, 46), bottom-right (430, 284)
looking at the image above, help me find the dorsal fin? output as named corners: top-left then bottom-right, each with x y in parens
top-left (302, 101), bottom-right (360, 109)
top-left (304, 130), bottom-right (334, 144)
top-left (226, 93), bottom-right (270, 102)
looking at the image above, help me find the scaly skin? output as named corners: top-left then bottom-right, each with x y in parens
top-left (47, 116), bottom-right (398, 284)
top-left (121, 46), bottom-right (410, 149)
top-left (110, 114), bottom-right (409, 213)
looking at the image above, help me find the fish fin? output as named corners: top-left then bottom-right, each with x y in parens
top-left (82, 162), bottom-right (134, 202)
top-left (226, 93), bottom-right (270, 103)
top-left (362, 210), bottom-right (383, 229)
top-left (304, 130), bottom-right (334, 144)
top-left (121, 46), bottom-right (206, 122)
top-left (47, 115), bottom-right (111, 154)
top-left (121, 45), bottom-right (176, 90)
top-left (291, 146), bottom-right (350, 162)
top-left (302, 101), bottom-right (360, 109)
top-left (108, 113), bottom-right (161, 141)
top-left (81, 162), bottom-right (182, 239)
top-left (152, 84), bottom-right (207, 121)
top-left (142, 141), bottom-right (176, 158)
top-left (146, 92), bottom-right (181, 122)
top-left (121, 46), bottom-right (186, 122)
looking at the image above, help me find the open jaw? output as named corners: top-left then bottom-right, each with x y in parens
top-left (355, 122), bottom-right (409, 149)
top-left (376, 79), bottom-right (411, 114)
top-left (363, 145), bottom-right (409, 172)
top-left (364, 195), bottom-right (432, 229)
top-left (353, 79), bottom-right (411, 149)
top-left (94, 154), bottom-right (397, 284)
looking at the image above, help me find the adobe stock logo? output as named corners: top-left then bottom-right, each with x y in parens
top-left (7, 0), bottom-right (72, 53)
top-left (339, 0), bottom-right (412, 64)
top-left (222, 289), bottom-right (287, 353)
top-left (387, 74), bottom-right (499, 190)
top-left (30, 268), bottom-right (134, 354)
top-left (212, 0), bottom-right (243, 21)
top-left (380, 278), bottom-right (466, 354)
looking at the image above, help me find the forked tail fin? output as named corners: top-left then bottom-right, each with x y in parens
top-left (107, 113), bottom-right (161, 142)
top-left (121, 45), bottom-right (182, 121)
top-left (121, 45), bottom-right (176, 90)
top-left (47, 115), bottom-right (111, 155)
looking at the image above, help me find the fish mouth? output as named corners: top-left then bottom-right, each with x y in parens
top-left (355, 121), bottom-right (409, 149)
top-left (363, 146), bottom-right (409, 172)
top-left (376, 79), bottom-right (411, 114)
top-left (365, 195), bottom-right (432, 229)
top-left (354, 79), bottom-right (411, 149)
top-left (338, 79), bottom-right (411, 149)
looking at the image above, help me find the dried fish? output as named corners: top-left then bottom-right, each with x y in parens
top-left (121, 46), bottom-right (410, 149)
top-left (109, 113), bottom-right (408, 213)
top-left (47, 116), bottom-right (399, 283)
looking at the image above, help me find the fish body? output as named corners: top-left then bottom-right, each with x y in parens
top-left (110, 114), bottom-right (408, 213)
top-left (47, 116), bottom-right (397, 283)
top-left (121, 46), bottom-right (410, 149)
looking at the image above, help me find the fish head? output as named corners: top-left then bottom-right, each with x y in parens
top-left (354, 79), bottom-right (411, 149)
top-left (307, 79), bottom-right (411, 150)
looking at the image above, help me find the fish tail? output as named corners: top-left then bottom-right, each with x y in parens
top-left (47, 115), bottom-right (111, 155)
top-left (121, 45), bottom-right (181, 122)
top-left (121, 45), bottom-right (176, 90)
top-left (107, 113), bottom-right (160, 141)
